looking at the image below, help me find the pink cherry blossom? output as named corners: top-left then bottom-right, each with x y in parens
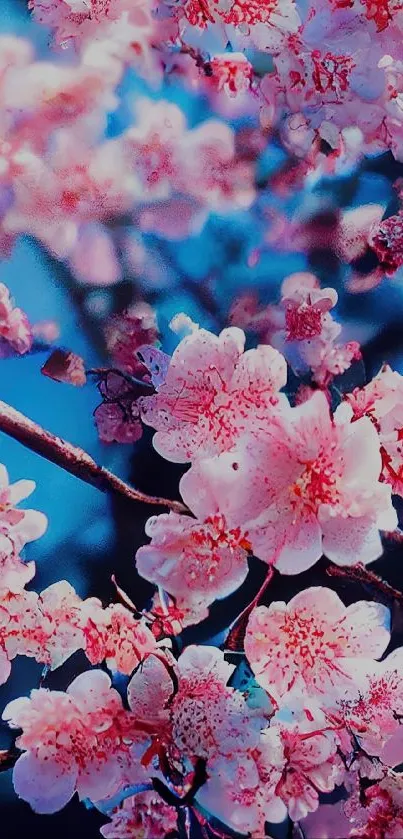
top-left (0, 464), bottom-right (47, 558)
top-left (348, 364), bottom-right (403, 497)
top-left (346, 773), bottom-right (403, 839)
top-left (0, 283), bottom-right (32, 356)
top-left (135, 504), bottom-right (250, 625)
top-left (199, 390), bottom-right (396, 572)
top-left (270, 707), bottom-right (345, 821)
top-left (334, 647), bottom-right (403, 760)
top-left (100, 791), bottom-right (177, 839)
top-left (3, 670), bottom-right (139, 813)
top-left (140, 324), bottom-right (287, 462)
top-left (207, 53), bottom-right (253, 97)
top-left (245, 587), bottom-right (390, 703)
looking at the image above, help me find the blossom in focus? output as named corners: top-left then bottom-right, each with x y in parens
top-left (140, 325), bottom-right (287, 462)
top-left (269, 706), bottom-right (345, 821)
top-left (3, 670), bottom-right (138, 813)
top-left (192, 390), bottom-right (396, 573)
top-left (334, 647), bottom-right (403, 760)
top-left (245, 587), bottom-right (390, 703)
top-left (281, 272), bottom-right (338, 342)
top-left (136, 454), bottom-right (256, 622)
top-left (0, 464), bottom-right (47, 557)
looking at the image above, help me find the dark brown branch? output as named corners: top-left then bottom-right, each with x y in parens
top-left (326, 562), bottom-right (403, 602)
top-left (0, 399), bottom-right (187, 514)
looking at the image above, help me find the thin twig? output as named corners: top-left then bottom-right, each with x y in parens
top-left (0, 399), bottom-right (187, 514)
top-left (326, 562), bottom-right (403, 602)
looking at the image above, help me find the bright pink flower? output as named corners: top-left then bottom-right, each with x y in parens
top-left (140, 325), bottom-right (287, 462)
top-left (100, 791), bottom-right (177, 838)
top-left (3, 670), bottom-right (140, 813)
top-left (136, 454), bottom-right (252, 620)
top-left (245, 587), bottom-right (390, 703)
top-left (198, 391), bottom-right (396, 572)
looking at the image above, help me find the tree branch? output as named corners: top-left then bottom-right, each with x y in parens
top-left (326, 562), bottom-right (403, 602)
top-left (0, 400), bottom-right (187, 514)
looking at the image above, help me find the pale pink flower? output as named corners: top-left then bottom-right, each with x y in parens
top-left (83, 601), bottom-right (158, 674)
top-left (195, 742), bottom-right (286, 836)
top-left (201, 391), bottom-right (396, 572)
top-left (347, 364), bottom-right (403, 497)
top-left (135, 452), bottom-right (252, 621)
top-left (369, 211), bottom-right (403, 276)
top-left (69, 225), bottom-right (121, 286)
top-left (100, 791), bottom-right (177, 839)
top-left (0, 464), bottom-right (47, 557)
top-left (335, 647), bottom-right (403, 760)
top-left (207, 53), bottom-right (253, 97)
top-left (271, 707), bottom-right (345, 821)
top-left (140, 325), bottom-right (287, 462)
top-left (3, 670), bottom-right (137, 813)
top-left (0, 283), bottom-right (32, 356)
top-left (245, 587), bottom-right (390, 703)
top-left (128, 645), bottom-right (263, 769)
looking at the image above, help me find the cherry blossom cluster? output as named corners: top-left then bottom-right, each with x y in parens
top-left (4, 293), bottom-right (403, 836)
top-left (0, 33), bottom-right (255, 279)
top-left (28, 0), bottom-right (403, 165)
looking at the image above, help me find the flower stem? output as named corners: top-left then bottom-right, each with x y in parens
top-left (225, 565), bottom-right (275, 652)
top-left (0, 399), bottom-right (187, 514)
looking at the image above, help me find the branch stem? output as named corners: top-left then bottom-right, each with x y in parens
top-left (0, 399), bottom-right (187, 514)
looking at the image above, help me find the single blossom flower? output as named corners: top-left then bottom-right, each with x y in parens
top-left (140, 325), bottom-right (287, 462)
top-left (0, 464), bottom-right (47, 557)
top-left (3, 670), bottom-right (140, 813)
top-left (245, 587), bottom-right (390, 703)
top-left (196, 390), bottom-right (397, 572)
